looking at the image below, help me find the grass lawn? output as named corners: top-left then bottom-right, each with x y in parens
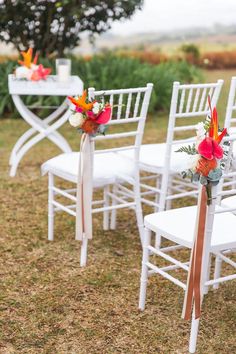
top-left (0, 70), bottom-right (235, 354)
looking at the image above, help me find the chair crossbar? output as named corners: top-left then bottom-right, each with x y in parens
top-left (166, 190), bottom-right (198, 200)
top-left (160, 244), bottom-right (185, 252)
top-left (94, 145), bottom-right (136, 154)
top-left (93, 87), bottom-right (148, 95)
top-left (175, 112), bottom-right (210, 118)
top-left (141, 198), bottom-right (159, 208)
top-left (52, 200), bottom-right (76, 216)
top-left (149, 261), bottom-right (190, 273)
top-left (92, 201), bottom-right (136, 213)
top-left (140, 183), bottom-right (161, 193)
top-left (93, 131), bottom-right (137, 141)
top-left (179, 83), bottom-right (218, 89)
top-left (148, 246), bottom-right (189, 271)
top-left (146, 261), bottom-right (186, 290)
top-left (53, 186), bottom-right (77, 202)
top-left (205, 273), bottom-right (236, 286)
top-left (214, 252), bottom-right (236, 267)
top-left (108, 117), bottom-right (143, 124)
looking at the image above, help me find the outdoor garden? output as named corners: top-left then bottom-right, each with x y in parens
top-left (0, 1), bottom-right (235, 354)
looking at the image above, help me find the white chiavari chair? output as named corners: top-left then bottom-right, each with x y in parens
top-left (41, 84), bottom-right (153, 266)
top-left (118, 80), bottom-right (223, 214)
top-left (138, 136), bottom-right (236, 353)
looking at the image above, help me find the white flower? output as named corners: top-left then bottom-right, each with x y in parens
top-left (15, 66), bottom-right (32, 80)
top-left (92, 102), bottom-right (100, 114)
top-left (69, 112), bottom-right (85, 127)
top-left (30, 64), bottom-right (39, 71)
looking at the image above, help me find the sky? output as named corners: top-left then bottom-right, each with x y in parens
top-left (110, 0), bottom-right (236, 35)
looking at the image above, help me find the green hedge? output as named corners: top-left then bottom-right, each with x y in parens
top-left (0, 55), bottom-right (203, 117)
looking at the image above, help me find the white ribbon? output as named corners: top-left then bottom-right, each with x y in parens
top-left (76, 133), bottom-right (94, 241)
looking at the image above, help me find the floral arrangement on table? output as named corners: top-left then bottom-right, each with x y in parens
top-left (14, 48), bottom-right (51, 81)
top-left (68, 90), bottom-right (112, 136)
top-left (177, 96), bottom-right (228, 203)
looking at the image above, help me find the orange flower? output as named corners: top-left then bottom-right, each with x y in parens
top-left (195, 156), bottom-right (217, 176)
top-left (18, 48), bottom-right (33, 68)
top-left (68, 91), bottom-right (94, 112)
top-left (81, 119), bottom-right (99, 134)
top-left (208, 96), bottom-right (227, 143)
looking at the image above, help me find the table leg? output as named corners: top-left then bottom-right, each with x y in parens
top-left (10, 95), bottom-right (73, 176)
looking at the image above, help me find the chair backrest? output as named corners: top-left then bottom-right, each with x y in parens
top-left (88, 84), bottom-right (153, 160)
top-left (158, 80), bottom-right (224, 210)
top-left (224, 76), bottom-right (236, 130)
top-left (166, 80), bottom-right (224, 147)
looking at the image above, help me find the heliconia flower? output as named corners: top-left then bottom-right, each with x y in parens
top-left (197, 137), bottom-right (223, 160)
top-left (68, 91), bottom-right (95, 112)
top-left (195, 156), bottom-right (217, 177)
top-left (31, 64), bottom-right (51, 81)
top-left (207, 96), bottom-right (227, 143)
top-left (96, 105), bottom-right (111, 124)
top-left (18, 48), bottom-right (39, 69)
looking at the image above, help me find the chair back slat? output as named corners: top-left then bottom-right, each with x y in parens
top-left (88, 85), bottom-right (153, 153)
top-left (186, 88), bottom-right (193, 113)
top-left (224, 76), bottom-right (236, 129)
top-left (125, 93), bottom-right (132, 119)
top-left (117, 93), bottom-right (123, 119)
top-left (134, 91), bottom-right (141, 118)
top-left (192, 88), bottom-right (200, 111)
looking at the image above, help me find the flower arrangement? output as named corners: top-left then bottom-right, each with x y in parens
top-left (68, 90), bottom-right (111, 135)
top-left (177, 96), bottom-right (228, 203)
top-left (15, 48), bottom-right (51, 81)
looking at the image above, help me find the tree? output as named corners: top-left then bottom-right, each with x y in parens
top-left (0, 0), bottom-right (143, 57)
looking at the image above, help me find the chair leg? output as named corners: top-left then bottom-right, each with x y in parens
top-left (110, 184), bottom-right (118, 230)
top-left (103, 185), bottom-right (110, 230)
top-left (134, 183), bottom-right (144, 245)
top-left (166, 176), bottom-right (173, 210)
top-left (189, 312), bottom-right (200, 354)
top-left (48, 172), bottom-right (54, 241)
top-left (154, 175), bottom-right (161, 212)
top-left (139, 228), bottom-right (151, 310)
top-left (213, 255), bottom-right (222, 290)
top-left (80, 236), bottom-right (88, 267)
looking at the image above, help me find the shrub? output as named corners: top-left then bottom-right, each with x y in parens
top-left (0, 54), bottom-right (203, 117)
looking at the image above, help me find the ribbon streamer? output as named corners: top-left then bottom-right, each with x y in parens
top-left (182, 185), bottom-right (208, 320)
top-left (76, 133), bottom-right (94, 241)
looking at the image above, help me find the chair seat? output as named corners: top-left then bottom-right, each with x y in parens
top-left (144, 205), bottom-right (236, 252)
top-left (221, 195), bottom-right (236, 210)
top-left (41, 151), bottom-right (135, 187)
top-left (118, 143), bottom-right (195, 174)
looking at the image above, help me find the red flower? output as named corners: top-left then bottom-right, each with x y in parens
top-left (197, 137), bottom-right (223, 160)
top-left (96, 105), bottom-right (111, 124)
top-left (196, 156), bottom-right (217, 176)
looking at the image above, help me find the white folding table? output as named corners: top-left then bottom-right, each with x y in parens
top-left (8, 74), bottom-right (83, 177)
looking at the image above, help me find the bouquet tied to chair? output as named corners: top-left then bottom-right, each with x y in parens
top-left (177, 96), bottom-right (228, 204)
top-left (68, 90), bottom-right (112, 135)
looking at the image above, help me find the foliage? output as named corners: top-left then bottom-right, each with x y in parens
top-left (176, 144), bottom-right (197, 155)
top-left (180, 43), bottom-right (200, 61)
top-left (0, 54), bottom-right (203, 118)
top-left (0, 0), bottom-right (143, 56)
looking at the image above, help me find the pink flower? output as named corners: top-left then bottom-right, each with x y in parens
top-left (197, 137), bottom-right (223, 160)
top-left (96, 106), bottom-right (111, 124)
